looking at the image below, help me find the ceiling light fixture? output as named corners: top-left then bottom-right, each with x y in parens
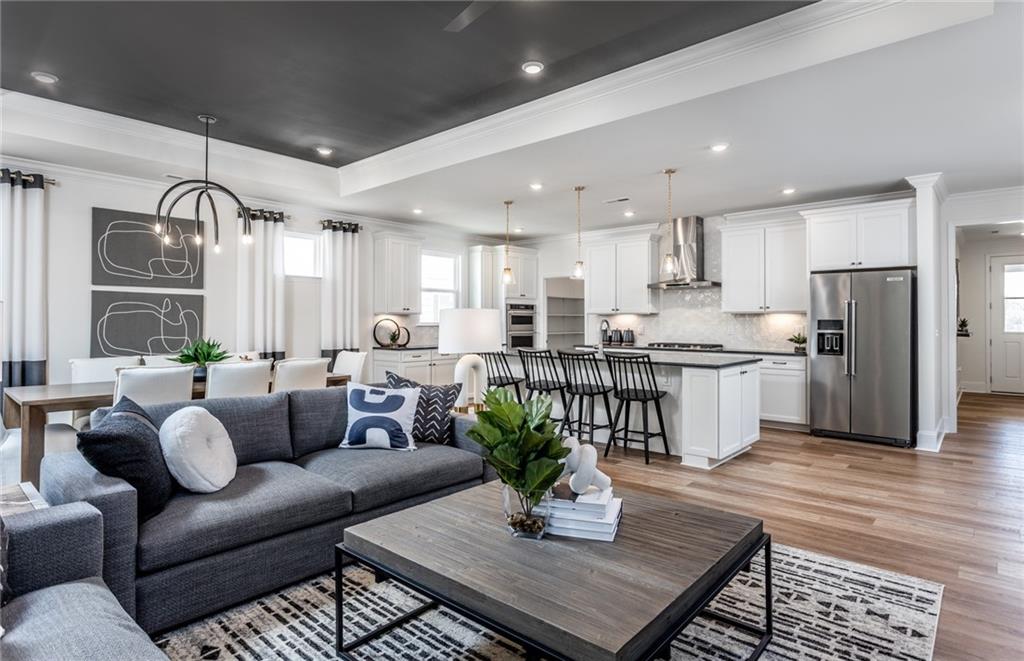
top-left (315, 146), bottom-right (334, 156)
top-left (659, 168), bottom-right (680, 278)
top-left (412, 208), bottom-right (424, 215)
top-left (529, 182), bottom-right (543, 191)
top-left (30, 71), bottom-right (59, 84)
top-left (570, 185), bottom-right (586, 280)
top-left (501, 200), bottom-right (517, 286)
top-left (521, 61), bottom-right (544, 75)
top-left (624, 210), bottom-right (635, 218)
top-left (154, 115), bottom-right (251, 254)
top-left (782, 188), bottom-right (796, 195)
top-left (710, 143), bottom-right (730, 153)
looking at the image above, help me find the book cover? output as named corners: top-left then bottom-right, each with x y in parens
top-left (546, 484), bottom-right (613, 511)
top-left (546, 499), bottom-right (622, 532)
top-left (547, 508), bottom-right (622, 542)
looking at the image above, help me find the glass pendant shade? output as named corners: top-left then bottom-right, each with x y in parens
top-left (660, 253), bottom-right (679, 277)
top-left (570, 260), bottom-right (585, 280)
top-left (501, 265), bottom-right (517, 286)
top-left (501, 200), bottom-right (516, 286)
top-left (569, 185), bottom-right (586, 280)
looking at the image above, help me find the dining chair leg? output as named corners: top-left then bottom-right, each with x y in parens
top-left (559, 394), bottom-right (575, 436)
top-left (587, 396), bottom-right (596, 445)
top-left (577, 395), bottom-right (586, 443)
top-left (600, 392), bottom-right (613, 446)
top-left (641, 402), bottom-right (651, 465)
top-left (513, 382), bottom-right (523, 404)
top-left (558, 388), bottom-right (569, 424)
top-left (606, 399), bottom-right (624, 457)
top-left (653, 397), bottom-right (670, 457)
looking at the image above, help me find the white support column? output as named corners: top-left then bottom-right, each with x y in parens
top-left (906, 173), bottom-right (948, 452)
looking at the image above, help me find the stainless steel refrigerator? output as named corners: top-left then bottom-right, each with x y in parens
top-left (809, 269), bottom-right (917, 447)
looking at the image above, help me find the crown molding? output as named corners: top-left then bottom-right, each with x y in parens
top-left (335, 0), bottom-right (993, 197)
top-left (905, 172), bottom-right (949, 203)
top-left (726, 190), bottom-right (914, 225)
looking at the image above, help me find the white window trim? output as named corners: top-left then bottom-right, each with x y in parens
top-left (419, 249), bottom-right (462, 326)
top-left (283, 229), bottom-right (323, 278)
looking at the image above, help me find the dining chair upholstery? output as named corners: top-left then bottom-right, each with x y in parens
top-left (142, 354), bottom-right (181, 367)
top-left (271, 358), bottom-right (329, 392)
top-left (205, 361), bottom-right (273, 399)
top-left (114, 365), bottom-right (195, 407)
top-left (68, 356), bottom-right (142, 429)
top-left (332, 351), bottom-right (367, 380)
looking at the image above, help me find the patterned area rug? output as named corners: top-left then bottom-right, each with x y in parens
top-left (156, 544), bottom-right (943, 660)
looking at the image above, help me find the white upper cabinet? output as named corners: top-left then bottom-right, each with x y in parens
top-left (505, 251), bottom-right (538, 300)
top-left (802, 199), bottom-right (915, 271)
top-left (721, 222), bottom-right (806, 313)
top-left (468, 246), bottom-right (496, 308)
top-left (469, 246), bottom-right (538, 305)
top-left (585, 237), bottom-right (658, 314)
top-left (374, 234), bottom-right (422, 315)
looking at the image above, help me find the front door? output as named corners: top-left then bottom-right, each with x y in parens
top-left (990, 255), bottom-right (1024, 393)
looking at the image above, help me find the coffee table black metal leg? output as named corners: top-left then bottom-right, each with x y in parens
top-left (700, 536), bottom-right (773, 660)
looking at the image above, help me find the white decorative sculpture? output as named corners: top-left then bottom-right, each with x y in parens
top-left (559, 437), bottom-right (612, 495)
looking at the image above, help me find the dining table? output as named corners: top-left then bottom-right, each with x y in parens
top-left (2, 374), bottom-right (351, 487)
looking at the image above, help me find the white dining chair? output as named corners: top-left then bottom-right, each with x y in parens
top-left (205, 361), bottom-right (273, 399)
top-left (332, 351), bottom-right (367, 380)
top-left (114, 365), bottom-right (195, 406)
top-left (142, 354), bottom-right (181, 366)
top-left (68, 356), bottom-right (143, 429)
top-left (271, 358), bottom-right (329, 392)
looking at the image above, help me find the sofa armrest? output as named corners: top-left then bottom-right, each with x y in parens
top-left (4, 502), bottom-right (103, 596)
top-left (452, 414), bottom-right (497, 482)
top-left (39, 452), bottom-right (138, 616)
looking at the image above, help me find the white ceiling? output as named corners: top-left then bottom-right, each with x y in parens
top-left (335, 2), bottom-right (1023, 239)
top-left (960, 221), bottom-right (1024, 240)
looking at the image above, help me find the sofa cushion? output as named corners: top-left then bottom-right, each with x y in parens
top-left (143, 392), bottom-right (292, 465)
top-left (295, 444), bottom-right (484, 513)
top-left (137, 461), bottom-right (352, 572)
top-left (288, 387), bottom-right (348, 457)
top-left (0, 577), bottom-right (165, 661)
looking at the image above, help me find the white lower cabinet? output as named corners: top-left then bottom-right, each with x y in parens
top-left (680, 364), bottom-right (760, 468)
top-left (758, 356), bottom-right (807, 424)
top-left (372, 350), bottom-right (459, 385)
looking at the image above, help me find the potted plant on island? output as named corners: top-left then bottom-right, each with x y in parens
top-left (957, 317), bottom-right (970, 336)
top-left (171, 338), bottom-right (230, 381)
top-left (466, 388), bottom-right (571, 539)
top-left (788, 332), bottom-right (808, 355)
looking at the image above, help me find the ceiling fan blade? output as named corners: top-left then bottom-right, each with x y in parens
top-left (444, 1), bottom-right (495, 33)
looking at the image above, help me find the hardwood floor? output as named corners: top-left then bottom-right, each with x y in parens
top-left (598, 393), bottom-right (1023, 661)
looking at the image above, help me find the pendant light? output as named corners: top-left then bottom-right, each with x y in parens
top-left (659, 168), bottom-right (680, 278)
top-left (501, 200), bottom-right (517, 286)
top-left (154, 115), bottom-right (251, 254)
top-left (570, 185), bottom-right (585, 280)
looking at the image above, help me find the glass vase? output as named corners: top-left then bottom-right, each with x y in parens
top-left (502, 485), bottom-right (549, 540)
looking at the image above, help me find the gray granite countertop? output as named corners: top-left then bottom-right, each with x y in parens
top-left (507, 348), bottom-right (760, 369)
top-left (590, 345), bottom-right (805, 358)
top-left (372, 345), bottom-right (438, 351)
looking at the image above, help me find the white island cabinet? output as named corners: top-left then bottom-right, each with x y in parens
top-left (680, 363), bottom-right (760, 469)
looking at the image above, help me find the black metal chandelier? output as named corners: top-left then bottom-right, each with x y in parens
top-left (154, 115), bottom-right (251, 254)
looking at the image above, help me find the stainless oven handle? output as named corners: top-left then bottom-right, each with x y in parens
top-left (843, 299), bottom-right (850, 376)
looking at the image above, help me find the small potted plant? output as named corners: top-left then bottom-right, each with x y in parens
top-left (171, 338), bottom-right (230, 381)
top-left (788, 332), bottom-right (808, 354)
top-left (957, 318), bottom-right (970, 336)
top-left (467, 389), bottom-right (570, 539)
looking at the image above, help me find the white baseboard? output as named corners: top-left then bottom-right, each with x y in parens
top-left (916, 418), bottom-right (946, 453)
top-left (960, 381), bottom-right (988, 393)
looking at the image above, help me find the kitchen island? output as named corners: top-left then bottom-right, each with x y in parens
top-left (504, 348), bottom-right (762, 469)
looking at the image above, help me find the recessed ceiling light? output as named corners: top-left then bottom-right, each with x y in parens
top-left (624, 210), bottom-right (635, 218)
top-left (30, 71), bottom-right (59, 84)
top-left (521, 61), bottom-right (544, 75)
top-left (710, 143), bottom-right (730, 153)
top-left (315, 146), bottom-right (333, 156)
top-left (529, 182), bottom-right (543, 191)
top-left (782, 188), bottom-right (796, 195)
top-left (412, 208), bottom-right (423, 215)
top-left (514, 227), bottom-right (524, 233)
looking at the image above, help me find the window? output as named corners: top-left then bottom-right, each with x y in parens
top-left (420, 252), bottom-right (460, 324)
top-left (1004, 263), bottom-right (1024, 333)
top-left (283, 232), bottom-right (322, 277)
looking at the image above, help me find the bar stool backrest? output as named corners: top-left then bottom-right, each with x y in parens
top-left (604, 352), bottom-right (660, 399)
top-left (481, 352), bottom-right (517, 384)
top-left (518, 349), bottom-right (564, 389)
top-left (557, 349), bottom-right (607, 392)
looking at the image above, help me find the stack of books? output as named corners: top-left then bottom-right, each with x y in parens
top-left (538, 483), bottom-right (622, 542)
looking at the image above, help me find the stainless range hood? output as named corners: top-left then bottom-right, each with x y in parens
top-left (648, 216), bottom-right (720, 289)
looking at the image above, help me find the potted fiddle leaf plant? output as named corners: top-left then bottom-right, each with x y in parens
top-left (788, 332), bottom-right (808, 354)
top-left (171, 338), bottom-right (230, 381)
top-left (467, 389), bottom-right (571, 539)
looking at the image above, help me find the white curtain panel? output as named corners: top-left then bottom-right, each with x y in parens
top-left (236, 210), bottom-right (286, 360)
top-left (1, 169), bottom-right (48, 391)
top-left (320, 221), bottom-right (360, 369)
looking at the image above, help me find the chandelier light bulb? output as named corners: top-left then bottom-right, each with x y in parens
top-left (163, 234), bottom-right (172, 245)
top-left (194, 235), bottom-right (202, 245)
top-left (213, 243), bottom-right (222, 254)
top-left (154, 222), bottom-right (162, 233)
top-left (242, 234), bottom-right (253, 245)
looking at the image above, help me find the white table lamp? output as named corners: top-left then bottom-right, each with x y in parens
top-left (439, 308), bottom-right (502, 409)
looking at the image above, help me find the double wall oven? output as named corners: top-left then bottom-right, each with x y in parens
top-left (506, 303), bottom-right (536, 350)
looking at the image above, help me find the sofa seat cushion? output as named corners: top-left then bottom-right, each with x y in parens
top-left (0, 577), bottom-right (165, 661)
top-left (295, 444), bottom-right (484, 513)
top-left (137, 462), bottom-right (352, 573)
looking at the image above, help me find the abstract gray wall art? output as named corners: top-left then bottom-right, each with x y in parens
top-left (91, 290), bottom-right (204, 357)
top-left (92, 207), bottom-right (204, 288)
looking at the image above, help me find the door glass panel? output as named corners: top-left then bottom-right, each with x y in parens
top-left (1005, 264), bottom-right (1024, 332)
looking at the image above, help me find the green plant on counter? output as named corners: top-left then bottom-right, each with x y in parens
top-left (171, 338), bottom-right (230, 367)
top-left (788, 332), bottom-right (808, 347)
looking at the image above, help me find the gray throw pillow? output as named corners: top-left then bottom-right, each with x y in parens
top-left (385, 372), bottom-right (462, 444)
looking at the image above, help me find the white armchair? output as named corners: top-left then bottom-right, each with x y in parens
top-left (205, 361), bottom-right (272, 399)
top-left (114, 365), bottom-right (195, 406)
top-left (271, 358), bottom-right (329, 392)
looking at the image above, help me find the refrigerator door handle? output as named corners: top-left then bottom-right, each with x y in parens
top-left (850, 299), bottom-right (857, 377)
top-left (843, 299), bottom-right (850, 376)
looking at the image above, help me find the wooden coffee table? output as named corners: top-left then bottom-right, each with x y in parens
top-left (336, 483), bottom-right (772, 660)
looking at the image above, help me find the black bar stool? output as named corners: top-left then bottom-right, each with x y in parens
top-left (557, 349), bottom-right (614, 444)
top-left (518, 349), bottom-right (569, 421)
top-left (481, 352), bottom-right (524, 403)
top-left (604, 352), bottom-right (670, 464)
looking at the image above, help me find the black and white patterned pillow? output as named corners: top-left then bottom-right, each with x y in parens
top-left (386, 372), bottom-right (462, 445)
top-left (341, 383), bottom-right (420, 451)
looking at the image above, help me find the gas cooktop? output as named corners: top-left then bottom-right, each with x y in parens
top-left (647, 342), bottom-right (724, 351)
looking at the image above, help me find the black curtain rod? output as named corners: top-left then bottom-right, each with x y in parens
top-left (1, 169), bottom-right (56, 185)
top-left (320, 219), bottom-right (361, 232)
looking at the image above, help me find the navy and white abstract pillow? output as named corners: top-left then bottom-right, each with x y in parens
top-left (341, 383), bottom-right (420, 451)
top-left (386, 372), bottom-right (462, 445)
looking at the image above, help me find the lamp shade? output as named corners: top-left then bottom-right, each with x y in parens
top-left (439, 308), bottom-right (502, 354)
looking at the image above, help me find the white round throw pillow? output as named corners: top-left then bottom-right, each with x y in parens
top-left (158, 406), bottom-right (237, 493)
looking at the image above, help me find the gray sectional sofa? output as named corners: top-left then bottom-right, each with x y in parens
top-left (40, 386), bottom-right (491, 634)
